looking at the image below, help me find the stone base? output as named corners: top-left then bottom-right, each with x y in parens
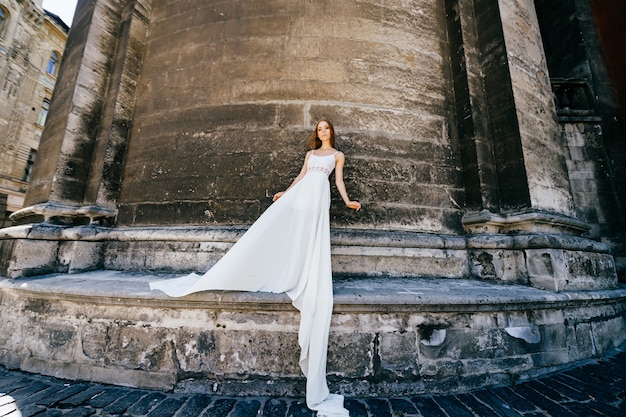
top-left (0, 224), bottom-right (619, 292)
top-left (0, 271), bottom-right (625, 396)
top-left (461, 209), bottom-right (591, 235)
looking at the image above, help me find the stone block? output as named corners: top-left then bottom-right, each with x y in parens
top-left (417, 358), bottom-right (464, 379)
top-left (537, 323), bottom-right (568, 351)
top-left (470, 313), bottom-right (498, 331)
top-left (2, 239), bottom-right (59, 278)
top-left (526, 248), bottom-right (617, 291)
top-left (564, 250), bottom-right (618, 289)
top-left (591, 314), bottom-right (626, 356)
top-left (104, 240), bottom-right (230, 272)
top-left (528, 309), bottom-right (565, 326)
top-left (469, 249), bottom-right (528, 284)
top-left (27, 322), bottom-right (77, 362)
top-left (331, 246), bottom-right (467, 278)
top-left (93, 324), bottom-right (179, 373)
top-left (565, 322), bottom-right (594, 361)
top-left (80, 324), bottom-right (109, 365)
top-left (378, 331), bottom-right (419, 378)
top-left (58, 241), bottom-right (104, 273)
top-left (495, 311), bottom-right (532, 328)
top-left (174, 329), bottom-right (302, 377)
top-left (327, 332), bottom-right (375, 378)
top-left (530, 349), bottom-right (570, 368)
top-left (526, 249), bottom-right (568, 291)
top-left (456, 356), bottom-right (532, 377)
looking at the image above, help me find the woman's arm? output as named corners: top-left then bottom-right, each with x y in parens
top-left (272, 151), bottom-right (312, 201)
top-left (334, 152), bottom-right (361, 211)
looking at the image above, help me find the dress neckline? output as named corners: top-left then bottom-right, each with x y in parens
top-left (311, 150), bottom-right (337, 158)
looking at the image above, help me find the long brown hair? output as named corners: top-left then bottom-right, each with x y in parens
top-left (306, 119), bottom-right (335, 150)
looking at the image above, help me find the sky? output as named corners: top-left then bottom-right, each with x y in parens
top-left (42, 0), bottom-right (78, 27)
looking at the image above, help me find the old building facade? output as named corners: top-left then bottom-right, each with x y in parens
top-left (0, 0), bottom-right (625, 396)
top-left (0, 0), bottom-right (68, 227)
top-left (3, 0), bottom-right (624, 282)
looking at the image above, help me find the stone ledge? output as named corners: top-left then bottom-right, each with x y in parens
top-left (9, 202), bottom-right (117, 226)
top-left (1, 224), bottom-right (611, 252)
top-left (462, 209), bottom-right (591, 236)
top-left (1, 270), bottom-right (625, 395)
top-left (0, 225), bottom-right (617, 292)
top-left (2, 270), bottom-right (625, 313)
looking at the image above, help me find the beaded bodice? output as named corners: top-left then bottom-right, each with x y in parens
top-left (306, 152), bottom-right (337, 176)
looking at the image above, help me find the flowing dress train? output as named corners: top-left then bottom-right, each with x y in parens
top-left (149, 152), bottom-right (350, 417)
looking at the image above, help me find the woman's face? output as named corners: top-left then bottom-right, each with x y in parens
top-left (317, 121), bottom-right (332, 142)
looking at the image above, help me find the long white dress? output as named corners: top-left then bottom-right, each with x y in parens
top-left (149, 152), bottom-right (350, 417)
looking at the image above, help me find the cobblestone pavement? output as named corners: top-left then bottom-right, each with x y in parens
top-left (1, 348), bottom-right (625, 417)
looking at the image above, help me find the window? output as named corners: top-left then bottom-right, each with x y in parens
top-left (46, 51), bottom-right (60, 76)
top-left (0, 7), bottom-right (8, 36)
top-left (37, 99), bottom-right (50, 126)
top-left (22, 149), bottom-right (37, 182)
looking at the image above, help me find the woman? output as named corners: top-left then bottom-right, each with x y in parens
top-left (150, 119), bottom-right (360, 417)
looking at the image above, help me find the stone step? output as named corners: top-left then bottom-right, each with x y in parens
top-left (2, 225), bottom-right (618, 293)
top-left (0, 271), bottom-right (625, 397)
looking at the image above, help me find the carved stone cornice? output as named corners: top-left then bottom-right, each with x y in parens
top-left (9, 201), bottom-right (117, 225)
top-left (461, 209), bottom-right (591, 236)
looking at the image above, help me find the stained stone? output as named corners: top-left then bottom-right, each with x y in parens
top-left (1, 0), bottom-right (625, 403)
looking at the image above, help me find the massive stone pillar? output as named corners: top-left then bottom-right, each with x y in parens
top-left (17, 0), bottom-right (151, 223)
top-left (451, 0), bottom-right (580, 230)
top-left (3, 0), bottom-right (152, 275)
top-left (115, 0), bottom-right (461, 232)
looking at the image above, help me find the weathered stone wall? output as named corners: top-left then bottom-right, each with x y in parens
top-left (117, 0), bottom-right (464, 232)
top-left (498, 0), bottom-right (574, 214)
top-left (576, 0), bottom-right (626, 272)
top-left (561, 121), bottom-right (626, 279)
top-left (1, 0), bottom-right (624, 398)
top-left (3, 0), bottom-right (620, 290)
top-left (561, 123), bottom-right (607, 239)
top-left (16, 0), bottom-right (617, 238)
top-left (1, 272), bottom-right (624, 395)
top-left (471, 0), bottom-right (532, 212)
top-left (25, 0), bottom-right (99, 206)
top-left (25, 0), bottom-right (151, 214)
top-left (534, 0), bottom-right (626, 273)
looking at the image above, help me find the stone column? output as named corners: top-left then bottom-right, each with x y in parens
top-left (455, 0), bottom-right (585, 235)
top-left (448, 0), bottom-right (616, 291)
top-left (11, 0), bottom-right (151, 226)
top-left (444, 0), bottom-right (502, 213)
top-left (499, 0), bottom-right (574, 213)
top-left (2, 0), bottom-right (152, 277)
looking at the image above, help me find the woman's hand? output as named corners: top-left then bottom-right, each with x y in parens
top-left (346, 201), bottom-right (361, 211)
top-left (273, 191), bottom-right (285, 201)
